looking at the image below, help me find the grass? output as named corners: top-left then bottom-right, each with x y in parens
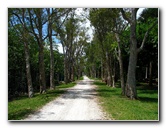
top-left (94, 81), bottom-right (158, 120)
top-left (8, 82), bottom-right (76, 120)
top-left (78, 76), bottom-right (84, 80)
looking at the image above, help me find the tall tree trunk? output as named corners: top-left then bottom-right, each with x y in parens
top-left (39, 13), bottom-right (46, 93)
top-left (22, 9), bottom-right (33, 98)
top-left (120, 8), bottom-right (157, 99)
top-left (39, 43), bottom-right (46, 93)
top-left (24, 41), bottom-right (33, 98)
top-left (48, 8), bottom-right (55, 90)
top-left (49, 35), bottom-right (54, 90)
top-left (115, 33), bottom-right (125, 95)
top-left (125, 9), bottom-right (137, 99)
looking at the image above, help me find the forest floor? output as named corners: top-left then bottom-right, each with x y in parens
top-left (24, 76), bottom-right (108, 121)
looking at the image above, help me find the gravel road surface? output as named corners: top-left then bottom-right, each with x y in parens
top-left (24, 76), bottom-right (107, 121)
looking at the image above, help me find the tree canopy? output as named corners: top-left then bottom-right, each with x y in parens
top-left (8, 8), bottom-right (158, 100)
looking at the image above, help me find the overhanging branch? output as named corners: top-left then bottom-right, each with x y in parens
top-left (137, 20), bottom-right (158, 53)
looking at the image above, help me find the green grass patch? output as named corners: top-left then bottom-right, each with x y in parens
top-left (78, 76), bottom-right (84, 80)
top-left (8, 82), bottom-right (76, 120)
top-left (57, 82), bottom-right (76, 89)
top-left (94, 81), bottom-right (158, 120)
top-left (89, 77), bottom-right (102, 80)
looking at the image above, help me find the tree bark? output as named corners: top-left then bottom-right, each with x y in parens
top-left (101, 59), bottom-right (104, 79)
top-left (71, 60), bottom-right (75, 81)
top-left (23, 40), bottom-right (33, 97)
top-left (115, 33), bottom-right (125, 95)
top-left (149, 61), bottom-right (153, 86)
top-left (39, 43), bottom-right (46, 93)
top-left (145, 66), bottom-right (148, 79)
top-left (49, 34), bottom-right (54, 90)
top-left (47, 8), bottom-right (55, 90)
top-left (106, 52), bottom-right (112, 86)
top-left (125, 9), bottom-right (138, 99)
top-left (64, 54), bottom-right (70, 84)
top-left (22, 9), bottom-right (33, 98)
top-left (28, 9), bottom-right (46, 94)
top-left (38, 13), bottom-right (46, 93)
top-left (121, 8), bottom-right (158, 99)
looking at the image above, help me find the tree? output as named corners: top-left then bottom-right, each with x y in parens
top-left (120, 8), bottom-right (158, 99)
top-left (137, 8), bottom-right (158, 86)
top-left (89, 8), bottom-right (115, 87)
top-left (47, 8), bottom-right (55, 90)
top-left (9, 8), bottom-right (34, 98)
top-left (28, 8), bottom-right (47, 93)
top-left (56, 10), bottom-right (87, 83)
top-left (47, 8), bottom-right (72, 89)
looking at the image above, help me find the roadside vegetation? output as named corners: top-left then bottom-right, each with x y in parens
top-left (8, 82), bottom-right (76, 120)
top-left (8, 8), bottom-right (158, 121)
top-left (94, 81), bottom-right (158, 120)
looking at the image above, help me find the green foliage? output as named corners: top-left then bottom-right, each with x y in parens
top-left (137, 8), bottom-right (158, 80)
top-left (8, 27), bottom-right (27, 97)
top-left (94, 81), bottom-right (158, 120)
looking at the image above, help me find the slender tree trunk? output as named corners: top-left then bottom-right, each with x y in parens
top-left (149, 61), bottom-right (153, 86)
top-left (39, 43), bottom-right (46, 93)
top-left (49, 37), bottom-right (54, 90)
top-left (27, 8), bottom-right (46, 93)
top-left (115, 33), bottom-right (125, 95)
top-left (36, 9), bottom-right (46, 93)
top-left (47, 8), bottom-right (55, 90)
top-left (112, 58), bottom-right (115, 88)
top-left (64, 54), bottom-right (69, 84)
top-left (64, 57), bottom-right (67, 83)
top-left (145, 66), bottom-right (148, 79)
top-left (125, 9), bottom-right (137, 99)
top-left (71, 60), bottom-right (75, 81)
top-left (106, 52), bottom-right (112, 86)
top-left (24, 41), bottom-right (33, 98)
top-left (39, 17), bottom-right (46, 93)
top-left (22, 9), bottom-right (33, 98)
top-left (101, 59), bottom-right (104, 79)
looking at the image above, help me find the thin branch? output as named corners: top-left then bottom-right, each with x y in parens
top-left (137, 20), bottom-right (158, 53)
top-left (27, 9), bottom-right (39, 42)
top-left (120, 8), bottom-right (131, 23)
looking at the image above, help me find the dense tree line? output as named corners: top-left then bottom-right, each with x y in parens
top-left (8, 8), bottom-right (88, 99)
top-left (8, 8), bottom-right (158, 100)
top-left (85, 8), bottom-right (158, 99)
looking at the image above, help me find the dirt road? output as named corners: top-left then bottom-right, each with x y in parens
top-left (24, 76), bottom-right (107, 121)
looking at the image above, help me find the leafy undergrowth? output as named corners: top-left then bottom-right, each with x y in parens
top-left (8, 82), bottom-right (76, 120)
top-left (94, 81), bottom-right (158, 120)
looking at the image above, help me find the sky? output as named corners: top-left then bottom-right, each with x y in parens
top-left (57, 8), bottom-right (93, 53)
top-left (137, 8), bottom-right (145, 18)
top-left (57, 8), bottom-right (145, 54)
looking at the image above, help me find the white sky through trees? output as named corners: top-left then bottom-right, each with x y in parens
top-left (57, 8), bottom-right (145, 53)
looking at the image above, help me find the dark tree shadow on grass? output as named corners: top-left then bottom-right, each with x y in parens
top-left (138, 97), bottom-right (158, 103)
top-left (8, 108), bottom-right (34, 120)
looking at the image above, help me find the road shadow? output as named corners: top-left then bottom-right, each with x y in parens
top-left (60, 88), bottom-right (98, 100)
